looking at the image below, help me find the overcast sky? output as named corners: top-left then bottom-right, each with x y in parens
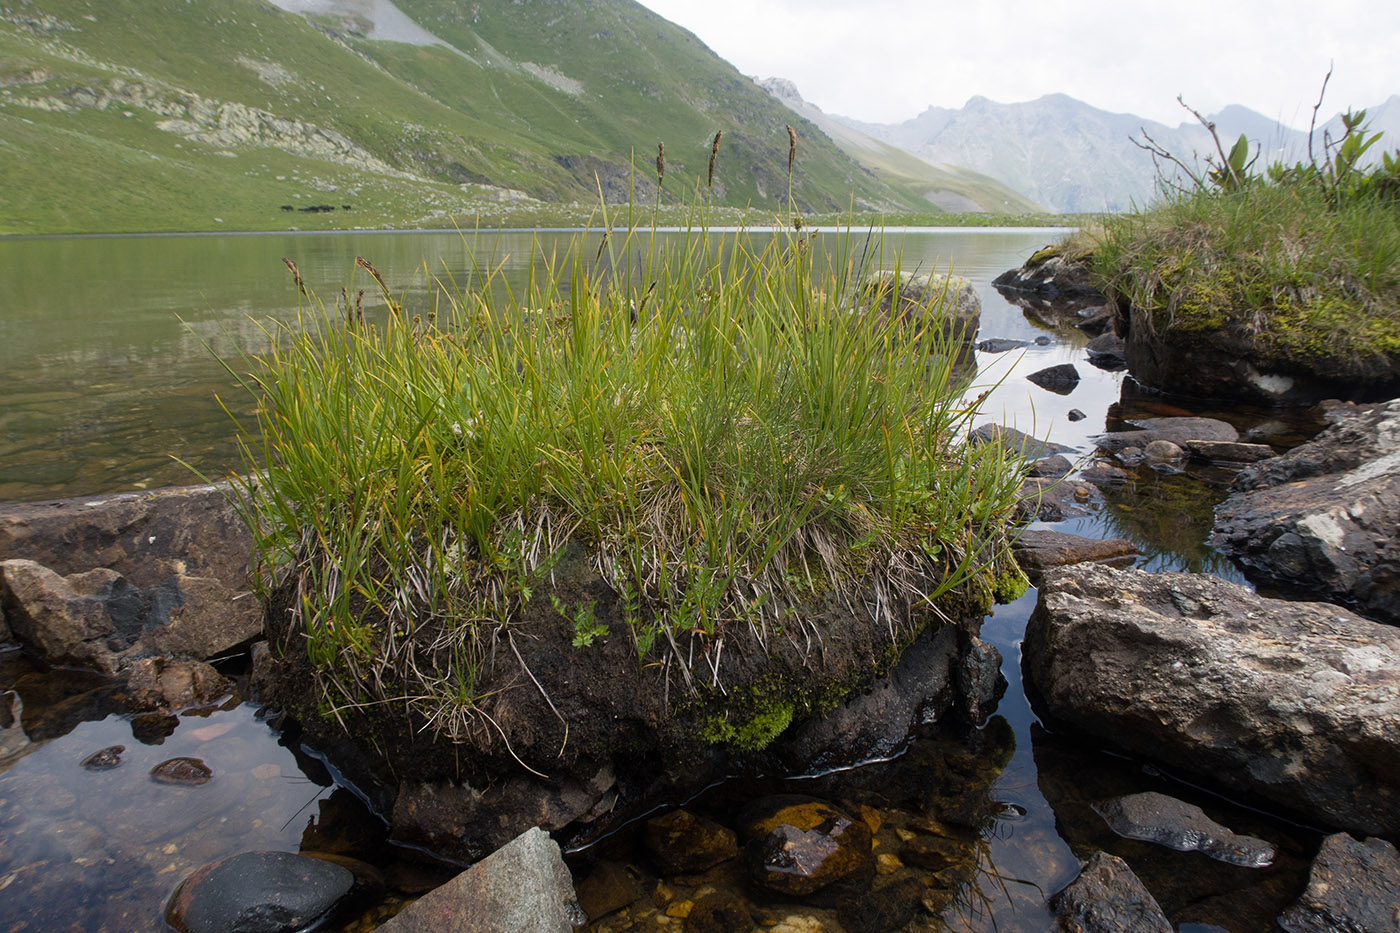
top-left (634, 0), bottom-right (1399, 128)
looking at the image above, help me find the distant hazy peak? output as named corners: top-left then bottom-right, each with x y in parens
top-left (757, 77), bottom-right (807, 108)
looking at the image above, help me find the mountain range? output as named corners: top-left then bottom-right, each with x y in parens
top-left (826, 90), bottom-right (1400, 213)
top-left (0, 0), bottom-right (1034, 234)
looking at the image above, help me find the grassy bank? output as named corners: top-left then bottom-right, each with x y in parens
top-left (226, 216), bottom-right (1025, 746)
top-left (1088, 124), bottom-right (1400, 380)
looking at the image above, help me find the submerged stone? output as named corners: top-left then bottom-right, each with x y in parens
top-left (740, 796), bottom-right (874, 898)
top-left (1092, 791), bottom-right (1275, 867)
top-left (81, 745), bottom-right (126, 771)
top-left (642, 809), bottom-right (738, 876)
top-left (151, 757), bottom-right (212, 785)
top-left (166, 850), bottom-right (353, 933)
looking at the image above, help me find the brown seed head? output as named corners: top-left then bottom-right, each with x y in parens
top-left (707, 131), bottom-right (722, 190)
top-left (787, 125), bottom-right (797, 176)
top-left (282, 257), bottom-right (306, 297)
top-left (656, 142), bottom-right (666, 186)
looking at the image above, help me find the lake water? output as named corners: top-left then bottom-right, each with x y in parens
top-left (0, 228), bottom-right (1321, 931)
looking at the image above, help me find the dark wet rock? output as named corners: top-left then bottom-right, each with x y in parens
top-left (955, 635), bottom-right (1006, 727)
top-left (124, 657), bottom-right (231, 712)
top-left (131, 710), bottom-right (180, 745)
top-left (777, 626), bottom-right (960, 770)
top-left (1086, 333), bottom-right (1127, 370)
top-left (1094, 416), bottom-right (1238, 454)
top-left (1278, 833), bottom-right (1400, 933)
top-left (1025, 564), bottom-right (1400, 835)
top-left (685, 891), bottom-right (753, 932)
top-left (0, 484), bottom-right (260, 668)
top-left (248, 640), bottom-right (275, 701)
top-left (1211, 398), bottom-right (1400, 624)
top-left (166, 850), bottom-right (354, 933)
top-left (898, 834), bottom-right (962, 871)
top-left (971, 423), bottom-right (1077, 461)
top-left (1012, 531), bottom-right (1136, 573)
top-left (80, 744), bottom-right (125, 770)
top-left (376, 827), bottom-right (583, 932)
top-left (866, 271), bottom-right (981, 342)
top-left (1029, 454), bottom-right (1074, 478)
top-left (1028, 363), bottom-right (1082, 395)
top-left (1092, 791), bottom-right (1275, 867)
top-left (740, 795), bottom-right (874, 898)
top-left (1142, 439), bottom-right (1184, 463)
top-left (1075, 305), bottom-right (1116, 337)
top-left (151, 756), bottom-right (213, 785)
top-left (575, 860), bottom-right (645, 922)
top-left (1117, 446), bottom-right (1145, 466)
top-left (1079, 463), bottom-right (1128, 486)
top-left (642, 809), bottom-right (738, 876)
top-left (1017, 477), bottom-right (1101, 522)
top-left (993, 251), bottom-right (1105, 303)
top-left (1185, 439), bottom-right (1277, 465)
top-left (1067, 408), bottom-right (1087, 422)
top-left (1116, 295), bottom-right (1400, 404)
top-left (1051, 851), bottom-right (1172, 933)
top-left (391, 762), bottom-right (617, 863)
top-left (977, 337), bottom-right (1030, 353)
top-left (837, 876), bottom-right (923, 933)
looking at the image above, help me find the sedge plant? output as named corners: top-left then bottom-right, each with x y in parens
top-left (221, 187), bottom-right (1026, 743)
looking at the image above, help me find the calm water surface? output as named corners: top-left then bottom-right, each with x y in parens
top-left (0, 228), bottom-right (1322, 931)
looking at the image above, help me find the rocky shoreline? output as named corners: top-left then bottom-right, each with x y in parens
top-left (4, 247), bottom-right (1400, 931)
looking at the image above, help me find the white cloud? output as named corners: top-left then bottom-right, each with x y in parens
top-left (636, 0), bottom-right (1398, 127)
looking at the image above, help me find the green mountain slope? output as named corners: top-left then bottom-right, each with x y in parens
top-left (0, 0), bottom-right (1027, 234)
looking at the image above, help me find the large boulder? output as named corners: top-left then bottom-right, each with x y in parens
top-left (0, 484), bottom-right (260, 669)
top-left (993, 249), bottom-right (1105, 304)
top-left (1050, 851), bottom-right (1171, 933)
top-left (1278, 833), bottom-right (1400, 933)
top-left (374, 827), bottom-right (584, 932)
top-left (1211, 399), bottom-right (1400, 624)
top-left (1024, 564), bottom-right (1400, 835)
top-left (865, 271), bottom-right (981, 343)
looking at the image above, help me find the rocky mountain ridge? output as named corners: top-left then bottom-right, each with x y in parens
top-left (830, 91), bottom-right (1400, 212)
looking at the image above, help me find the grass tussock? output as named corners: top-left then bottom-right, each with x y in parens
top-left (224, 217), bottom-right (1024, 739)
top-left (1092, 164), bottom-right (1400, 373)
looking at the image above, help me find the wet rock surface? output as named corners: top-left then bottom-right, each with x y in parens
top-left (1211, 398), bottom-right (1400, 624)
top-left (970, 422), bottom-right (1077, 461)
top-left (1092, 416), bottom-right (1238, 454)
top-left (1012, 530), bottom-right (1137, 573)
top-left (375, 827), bottom-right (584, 932)
top-left (167, 850), bottom-right (354, 933)
top-left (1027, 363), bottom-right (1082, 395)
top-left (641, 809), bottom-right (737, 876)
top-left (739, 796), bottom-right (874, 898)
top-left (151, 756), bottom-right (213, 785)
top-left (1017, 476), bottom-right (1102, 522)
top-left (391, 762), bottom-right (618, 863)
top-left (0, 484), bottom-right (260, 668)
top-left (1092, 791), bottom-right (1275, 867)
top-left (1278, 833), bottom-right (1400, 933)
top-left (1025, 564), bottom-right (1400, 835)
top-left (1085, 333), bottom-right (1127, 370)
top-left (992, 251), bottom-right (1105, 303)
top-left (123, 657), bottom-right (231, 712)
top-left (776, 625), bottom-right (964, 770)
top-left (1051, 851), bottom-right (1172, 933)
